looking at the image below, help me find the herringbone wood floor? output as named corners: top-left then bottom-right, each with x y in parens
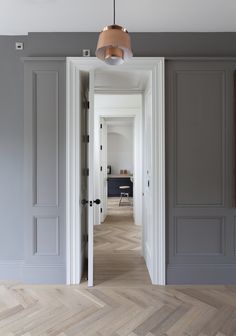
top-left (94, 197), bottom-right (151, 286)
top-left (1, 198), bottom-right (236, 335)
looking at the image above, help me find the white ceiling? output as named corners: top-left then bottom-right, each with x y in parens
top-left (95, 94), bottom-right (142, 109)
top-left (1, 0), bottom-right (236, 35)
top-left (95, 69), bottom-right (150, 93)
top-left (105, 117), bottom-right (134, 127)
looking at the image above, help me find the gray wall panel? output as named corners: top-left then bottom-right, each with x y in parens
top-left (166, 60), bottom-right (236, 283)
top-left (174, 217), bottom-right (225, 255)
top-left (34, 71), bottom-right (59, 206)
top-left (24, 60), bottom-right (65, 283)
top-left (175, 70), bottom-right (225, 206)
top-left (33, 216), bottom-right (59, 256)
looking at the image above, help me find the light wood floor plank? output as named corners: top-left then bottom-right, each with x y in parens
top-left (0, 199), bottom-right (235, 335)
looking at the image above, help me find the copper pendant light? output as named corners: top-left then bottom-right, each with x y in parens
top-left (96, 0), bottom-right (133, 65)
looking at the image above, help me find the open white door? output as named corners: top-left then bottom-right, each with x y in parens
top-left (87, 70), bottom-right (95, 287)
top-left (66, 66), bottom-right (89, 284)
top-left (66, 63), bottom-right (98, 286)
top-left (99, 118), bottom-right (108, 222)
top-left (143, 88), bottom-right (153, 275)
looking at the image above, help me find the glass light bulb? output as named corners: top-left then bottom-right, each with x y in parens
top-left (104, 56), bottom-right (124, 66)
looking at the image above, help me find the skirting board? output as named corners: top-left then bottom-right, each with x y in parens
top-left (23, 264), bottom-right (66, 284)
top-left (167, 264), bottom-right (236, 284)
top-left (0, 260), bottom-right (24, 281)
top-left (144, 243), bottom-right (153, 283)
top-left (0, 260), bottom-right (66, 284)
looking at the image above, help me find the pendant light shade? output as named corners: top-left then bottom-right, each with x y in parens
top-left (96, 1), bottom-right (133, 65)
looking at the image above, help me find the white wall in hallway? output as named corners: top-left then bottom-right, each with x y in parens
top-left (107, 124), bottom-right (134, 175)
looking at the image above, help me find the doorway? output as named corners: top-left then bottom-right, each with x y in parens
top-left (66, 57), bottom-right (165, 286)
top-left (94, 94), bottom-right (143, 227)
top-left (98, 114), bottom-right (135, 224)
top-left (94, 94), bottom-right (146, 285)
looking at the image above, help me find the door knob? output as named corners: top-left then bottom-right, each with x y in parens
top-left (93, 199), bottom-right (101, 205)
top-left (81, 199), bottom-right (88, 206)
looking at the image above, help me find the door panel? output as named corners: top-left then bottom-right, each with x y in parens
top-left (88, 70), bottom-right (95, 287)
top-left (100, 118), bottom-right (108, 222)
top-left (175, 71), bottom-right (224, 206)
top-left (79, 71), bottom-right (89, 281)
top-left (103, 121), bottom-right (108, 220)
top-left (166, 61), bottom-right (236, 284)
top-left (143, 89), bottom-right (153, 275)
top-left (24, 59), bottom-right (66, 283)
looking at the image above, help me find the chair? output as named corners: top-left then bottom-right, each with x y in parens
top-left (119, 185), bottom-right (131, 206)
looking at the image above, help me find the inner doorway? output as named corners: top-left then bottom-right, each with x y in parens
top-left (94, 93), bottom-right (148, 285)
top-left (94, 94), bottom-right (143, 227)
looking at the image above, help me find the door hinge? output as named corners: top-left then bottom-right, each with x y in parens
top-left (100, 145), bottom-right (102, 150)
top-left (83, 134), bottom-right (89, 143)
top-left (84, 168), bottom-right (89, 176)
top-left (100, 208), bottom-right (103, 213)
top-left (83, 101), bottom-right (89, 109)
top-left (100, 123), bottom-right (102, 129)
top-left (100, 166), bottom-right (103, 171)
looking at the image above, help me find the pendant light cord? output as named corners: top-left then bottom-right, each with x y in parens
top-left (113, 0), bottom-right (116, 25)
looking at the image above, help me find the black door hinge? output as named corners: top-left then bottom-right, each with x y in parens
top-left (83, 135), bottom-right (89, 143)
top-left (100, 145), bottom-right (102, 150)
top-left (100, 166), bottom-right (103, 171)
top-left (84, 101), bottom-right (89, 109)
top-left (84, 168), bottom-right (89, 176)
top-left (100, 208), bottom-right (103, 213)
top-left (100, 123), bottom-right (102, 129)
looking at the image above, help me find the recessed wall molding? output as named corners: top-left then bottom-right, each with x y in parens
top-left (32, 70), bottom-right (59, 208)
top-left (172, 67), bottom-right (226, 207)
top-left (33, 216), bottom-right (59, 256)
top-left (174, 216), bottom-right (225, 257)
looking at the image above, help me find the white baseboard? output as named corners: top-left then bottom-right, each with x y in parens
top-left (144, 242), bottom-right (153, 282)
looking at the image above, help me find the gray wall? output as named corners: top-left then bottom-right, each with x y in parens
top-left (23, 59), bottom-right (66, 283)
top-left (0, 36), bottom-right (27, 263)
top-left (166, 60), bottom-right (236, 284)
top-left (1, 32), bottom-right (236, 282)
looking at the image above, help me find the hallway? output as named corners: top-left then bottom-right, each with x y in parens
top-left (94, 198), bottom-right (151, 286)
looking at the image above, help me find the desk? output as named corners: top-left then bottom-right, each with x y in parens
top-left (107, 175), bottom-right (133, 197)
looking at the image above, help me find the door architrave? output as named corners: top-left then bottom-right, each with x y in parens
top-left (66, 57), bottom-right (165, 285)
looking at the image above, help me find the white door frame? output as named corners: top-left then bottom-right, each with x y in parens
top-left (66, 57), bottom-right (165, 285)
